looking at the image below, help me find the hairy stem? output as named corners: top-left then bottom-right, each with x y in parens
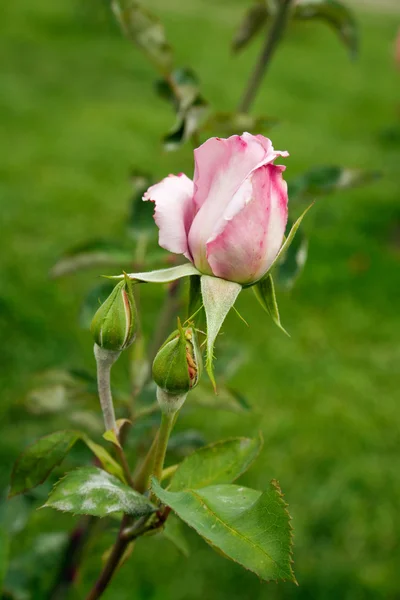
top-left (94, 344), bottom-right (120, 433)
top-left (237, 0), bottom-right (295, 113)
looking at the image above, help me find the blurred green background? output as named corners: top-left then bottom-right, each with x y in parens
top-left (1, 0), bottom-right (400, 598)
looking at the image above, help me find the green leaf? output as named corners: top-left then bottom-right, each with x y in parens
top-left (275, 225), bottom-right (308, 290)
top-left (294, 0), bottom-right (358, 59)
top-left (203, 112), bottom-right (278, 138)
top-left (162, 514), bottom-right (190, 557)
top-left (43, 467), bottom-right (156, 518)
top-left (152, 479), bottom-right (296, 583)
top-left (201, 276), bottom-right (242, 389)
top-left (103, 429), bottom-right (122, 449)
top-left (9, 431), bottom-right (81, 497)
top-left (82, 437), bottom-right (125, 482)
top-left (288, 165), bottom-right (380, 200)
top-left (232, 1), bottom-right (268, 53)
top-left (169, 435), bottom-right (263, 492)
top-left (112, 0), bottom-right (173, 74)
top-left (0, 527), bottom-right (9, 590)
top-left (9, 429), bottom-right (130, 496)
top-left (50, 239), bottom-right (133, 278)
top-left (114, 263), bottom-right (201, 283)
top-left (253, 274), bottom-right (289, 336)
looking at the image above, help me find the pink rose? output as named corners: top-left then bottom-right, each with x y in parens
top-left (144, 133), bottom-right (289, 285)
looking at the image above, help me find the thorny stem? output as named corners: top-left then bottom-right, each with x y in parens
top-left (237, 0), bottom-right (295, 113)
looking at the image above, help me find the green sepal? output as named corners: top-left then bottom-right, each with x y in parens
top-left (201, 276), bottom-right (242, 390)
top-left (111, 263), bottom-right (201, 283)
top-left (253, 274), bottom-right (289, 336)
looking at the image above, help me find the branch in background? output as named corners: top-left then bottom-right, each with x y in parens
top-left (238, 0), bottom-right (295, 114)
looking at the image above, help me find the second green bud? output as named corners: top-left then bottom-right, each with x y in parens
top-left (152, 321), bottom-right (202, 397)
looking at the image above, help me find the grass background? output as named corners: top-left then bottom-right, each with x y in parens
top-left (1, 0), bottom-right (400, 598)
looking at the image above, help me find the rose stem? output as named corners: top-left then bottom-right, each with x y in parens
top-left (237, 0), bottom-right (295, 114)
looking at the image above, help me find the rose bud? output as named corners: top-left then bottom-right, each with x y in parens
top-left (152, 321), bottom-right (202, 413)
top-left (91, 274), bottom-right (137, 352)
top-left (143, 133), bottom-right (289, 285)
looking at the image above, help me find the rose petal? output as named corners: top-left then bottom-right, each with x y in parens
top-left (143, 173), bottom-right (195, 259)
top-left (188, 133), bottom-right (288, 273)
top-left (206, 164), bottom-right (288, 284)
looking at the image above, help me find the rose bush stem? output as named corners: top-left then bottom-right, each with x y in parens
top-left (152, 412), bottom-right (176, 483)
top-left (133, 430), bottom-right (160, 493)
top-left (94, 344), bottom-right (120, 433)
top-left (237, 0), bottom-right (295, 113)
top-left (85, 515), bottom-right (131, 600)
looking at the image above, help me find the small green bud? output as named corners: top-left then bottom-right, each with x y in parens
top-left (152, 321), bottom-right (202, 396)
top-left (91, 274), bottom-right (137, 351)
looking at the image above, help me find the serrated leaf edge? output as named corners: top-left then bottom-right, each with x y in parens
top-left (152, 478), bottom-right (297, 583)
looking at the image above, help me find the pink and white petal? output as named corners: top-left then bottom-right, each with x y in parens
top-left (206, 164), bottom-right (288, 284)
top-left (193, 133), bottom-right (270, 214)
top-left (255, 134), bottom-right (289, 161)
top-left (188, 134), bottom-right (287, 270)
top-left (143, 173), bottom-right (195, 258)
